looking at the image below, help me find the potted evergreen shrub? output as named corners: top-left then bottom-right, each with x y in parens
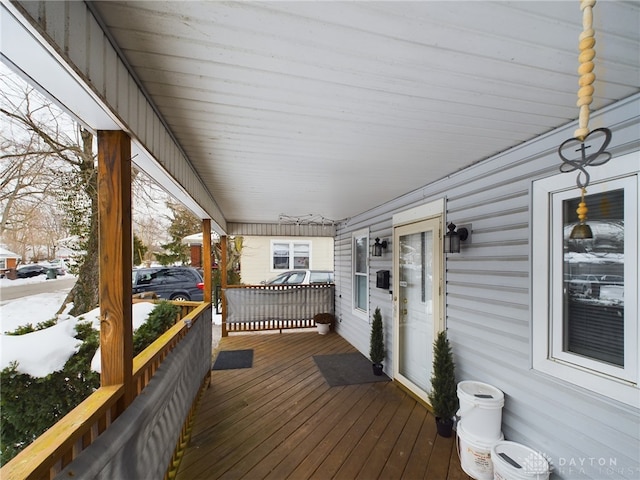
top-left (427, 330), bottom-right (458, 437)
top-left (369, 307), bottom-right (385, 375)
top-left (313, 313), bottom-right (334, 335)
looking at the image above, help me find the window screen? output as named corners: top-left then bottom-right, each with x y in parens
top-left (563, 189), bottom-right (624, 366)
top-left (354, 235), bottom-right (368, 311)
top-left (273, 243), bottom-right (290, 269)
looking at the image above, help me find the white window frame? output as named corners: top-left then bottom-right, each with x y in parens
top-left (532, 151), bottom-right (639, 407)
top-left (270, 240), bottom-right (311, 271)
top-left (352, 229), bottom-right (369, 319)
top-left (0, 258), bottom-right (6, 270)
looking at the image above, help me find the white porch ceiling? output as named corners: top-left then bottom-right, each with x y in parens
top-left (90, 1), bottom-right (640, 225)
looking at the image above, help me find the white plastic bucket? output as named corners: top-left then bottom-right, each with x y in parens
top-left (491, 441), bottom-right (550, 480)
top-left (457, 420), bottom-right (504, 480)
top-left (457, 381), bottom-right (504, 440)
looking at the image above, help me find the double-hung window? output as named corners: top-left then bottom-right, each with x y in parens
top-left (532, 152), bottom-right (639, 406)
top-left (271, 241), bottom-right (310, 270)
top-left (353, 229), bottom-right (369, 316)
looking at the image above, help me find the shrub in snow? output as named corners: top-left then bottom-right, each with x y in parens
top-left (1, 321), bottom-right (99, 464)
top-left (1, 300), bottom-right (180, 464)
top-left (132, 301), bottom-right (180, 355)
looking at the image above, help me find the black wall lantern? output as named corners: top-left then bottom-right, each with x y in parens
top-left (443, 223), bottom-right (470, 254)
top-left (372, 237), bottom-right (388, 257)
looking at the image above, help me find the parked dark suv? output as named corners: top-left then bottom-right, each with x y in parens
top-left (132, 266), bottom-right (204, 301)
top-left (16, 264), bottom-right (48, 278)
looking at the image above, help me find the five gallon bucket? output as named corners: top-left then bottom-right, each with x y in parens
top-left (457, 381), bottom-right (504, 440)
top-left (491, 441), bottom-right (550, 480)
top-left (457, 420), bottom-right (504, 480)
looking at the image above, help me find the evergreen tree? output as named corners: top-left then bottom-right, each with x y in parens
top-left (0, 302), bottom-right (180, 464)
top-left (133, 234), bottom-right (148, 266)
top-left (155, 202), bottom-right (200, 265)
top-left (0, 321), bottom-right (100, 464)
top-left (132, 301), bottom-right (180, 355)
top-left (428, 330), bottom-right (458, 421)
top-left (369, 307), bottom-right (385, 364)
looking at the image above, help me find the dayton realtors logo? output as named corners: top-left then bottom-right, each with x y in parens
top-left (521, 451), bottom-right (553, 475)
top-left (555, 456), bottom-right (639, 478)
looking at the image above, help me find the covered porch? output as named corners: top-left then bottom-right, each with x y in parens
top-left (1, 2), bottom-right (638, 479)
top-left (176, 331), bottom-right (470, 480)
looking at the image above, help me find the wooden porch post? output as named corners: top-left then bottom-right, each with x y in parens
top-left (97, 130), bottom-right (133, 410)
top-left (202, 219), bottom-right (212, 304)
top-left (221, 235), bottom-right (228, 337)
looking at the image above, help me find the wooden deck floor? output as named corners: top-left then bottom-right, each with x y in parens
top-left (176, 330), bottom-right (471, 480)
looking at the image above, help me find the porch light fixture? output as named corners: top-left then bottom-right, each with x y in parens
top-left (372, 237), bottom-right (388, 257)
top-left (443, 223), bottom-right (469, 254)
top-left (557, 0), bottom-right (612, 240)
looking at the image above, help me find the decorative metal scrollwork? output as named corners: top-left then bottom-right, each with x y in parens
top-left (558, 127), bottom-right (612, 188)
top-left (556, 1), bottom-right (614, 240)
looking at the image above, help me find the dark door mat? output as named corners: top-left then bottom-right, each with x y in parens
top-left (212, 349), bottom-right (254, 370)
top-left (313, 352), bottom-right (390, 387)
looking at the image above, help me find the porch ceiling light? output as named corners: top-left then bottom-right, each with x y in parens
top-left (372, 238), bottom-right (388, 257)
top-left (443, 223), bottom-right (469, 254)
top-left (278, 213), bottom-right (339, 227)
top-left (557, 0), bottom-right (612, 240)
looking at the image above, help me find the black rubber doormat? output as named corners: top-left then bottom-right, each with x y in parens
top-left (313, 352), bottom-right (390, 387)
top-left (212, 349), bottom-right (254, 370)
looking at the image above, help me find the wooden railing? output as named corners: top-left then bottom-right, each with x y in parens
top-left (132, 300), bottom-right (201, 395)
top-left (0, 301), bottom-right (209, 480)
top-left (224, 284), bottom-right (334, 332)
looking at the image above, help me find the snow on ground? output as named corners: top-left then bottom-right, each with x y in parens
top-left (3, 318), bottom-right (86, 377)
top-left (0, 279), bottom-right (157, 377)
top-left (0, 275), bottom-right (75, 329)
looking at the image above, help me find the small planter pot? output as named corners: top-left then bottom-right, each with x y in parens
top-left (372, 363), bottom-right (384, 376)
top-left (435, 417), bottom-right (454, 438)
top-left (314, 313), bottom-right (334, 335)
top-left (316, 323), bottom-right (330, 335)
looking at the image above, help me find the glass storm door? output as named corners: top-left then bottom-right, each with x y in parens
top-left (393, 218), bottom-right (442, 404)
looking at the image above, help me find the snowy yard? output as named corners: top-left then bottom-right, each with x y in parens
top-left (0, 275), bottom-right (159, 377)
top-left (0, 275), bottom-right (220, 377)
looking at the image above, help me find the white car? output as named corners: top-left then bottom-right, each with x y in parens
top-left (567, 274), bottom-right (600, 296)
top-left (264, 270), bottom-right (334, 285)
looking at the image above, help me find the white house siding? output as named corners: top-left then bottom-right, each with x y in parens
top-left (335, 95), bottom-right (640, 480)
top-left (240, 236), bottom-right (335, 285)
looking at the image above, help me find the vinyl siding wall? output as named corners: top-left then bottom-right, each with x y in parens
top-left (334, 95), bottom-right (640, 480)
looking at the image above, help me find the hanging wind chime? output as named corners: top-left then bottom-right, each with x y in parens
top-left (558, 0), bottom-right (612, 239)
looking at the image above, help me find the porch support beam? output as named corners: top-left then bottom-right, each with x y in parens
top-left (221, 235), bottom-right (228, 337)
top-left (202, 219), bottom-right (212, 304)
top-left (98, 130), bottom-right (133, 410)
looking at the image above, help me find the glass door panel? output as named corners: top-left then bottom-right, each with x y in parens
top-left (394, 217), bottom-right (441, 403)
